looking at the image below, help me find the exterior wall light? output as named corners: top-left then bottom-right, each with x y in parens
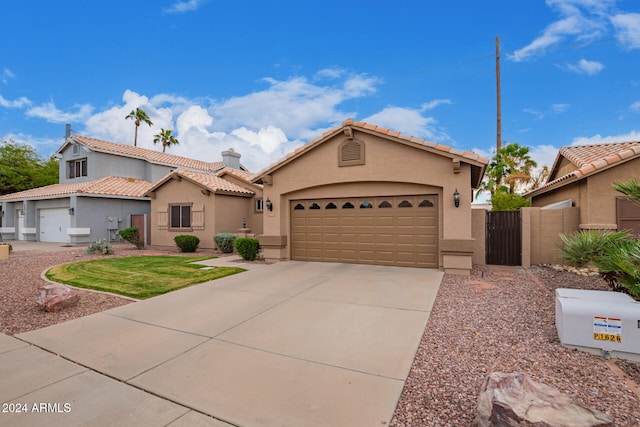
top-left (68, 207), bottom-right (75, 215)
top-left (265, 198), bottom-right (273, 211)
top-left (453, 189), bottom-right (460, 208)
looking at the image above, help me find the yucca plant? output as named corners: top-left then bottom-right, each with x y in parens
top-left (558, 230), bottom-right (632, 267)
top-left (594, 239), bottom-right (640, 299)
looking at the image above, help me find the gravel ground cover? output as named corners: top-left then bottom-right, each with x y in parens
top-left (2, 246), bottom-right (639, 425)
top-left (391, 264), bottom-right (640, 426)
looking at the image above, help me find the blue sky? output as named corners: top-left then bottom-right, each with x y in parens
top-left (1, 0), bottom-right (640, 173)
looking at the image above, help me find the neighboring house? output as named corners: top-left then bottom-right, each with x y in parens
top-left (145, 168), bottom-right (263, 249)
top-left (252, 119), bottom-right (488, 274)
top-left (525, 141), bottom-right (640, 236)
top-left (0, 133), bottom-right (248, 244)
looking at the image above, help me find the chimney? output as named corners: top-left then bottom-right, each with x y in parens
top-left (221, 148), bottom-right (241, 169)
top-left (65, 124), bottom-right (71, 139)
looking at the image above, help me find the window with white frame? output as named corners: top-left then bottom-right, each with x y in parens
top-left (67, 158), bottom-right (87, 178)
top-left (255, 198), bottom-right (264, 212)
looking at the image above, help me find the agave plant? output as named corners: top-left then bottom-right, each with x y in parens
top-left (558, 229), bottom-right (632, 267)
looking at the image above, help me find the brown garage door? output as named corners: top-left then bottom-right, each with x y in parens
top-left (291, 195), bottom-right (438, 268)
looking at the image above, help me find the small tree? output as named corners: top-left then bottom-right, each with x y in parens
top-left (234, 238), bottom-right (260, 261)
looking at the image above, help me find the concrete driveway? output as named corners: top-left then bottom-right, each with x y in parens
top-left (8, 259), bottom-right (442, 426)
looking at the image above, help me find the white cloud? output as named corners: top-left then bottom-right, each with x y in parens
top-left (421, 99), bottom-right (452, 111)
top-left (2, 68), bottom-right (15, 85)
top-left (524, 103), bottom-right (570, 119)
top-left (611, 13), bottom-right (640, 49)
top-left (509, 0), bottom-right (615, 61)
top-left (363, 106), bottom-right (451, 143)
top-left (551, 103), bottom-right (571, 113)
top-left (31, 71), bottom-right (447, 171)
top-left (570, 130), bottom-right (640, 145)
top-left (0, 95), bottom-right (31, 108)
top-left (565, 58), bottom-right (604, 74)
top-left (163, 0), bottom-right (204, 14)
top-left (26, 101), bottom-right (93, 123)
top-left (630, 101), bottom-right (640, 111)
top-left (528, 144), bottom-right (561, 168)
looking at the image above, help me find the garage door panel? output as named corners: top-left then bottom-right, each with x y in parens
top-left (39, 208), bottom-right (70, 243)
top-left (291, 195), bottom-right (438, 268)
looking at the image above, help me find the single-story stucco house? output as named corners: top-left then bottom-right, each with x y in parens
top-left (144, 168), bottom-right (263, 249)
top-left (251, 119), bottom-right (488, 274)
top-left (525, 141), bottom-right (640, 236)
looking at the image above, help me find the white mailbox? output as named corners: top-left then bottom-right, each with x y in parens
top-left (556, 288), bottom-right (640, 362)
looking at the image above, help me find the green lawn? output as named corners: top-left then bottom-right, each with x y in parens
top-left (45, 256), bottom-right (245, 299)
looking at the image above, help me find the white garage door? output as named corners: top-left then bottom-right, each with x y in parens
top-left (39, 208), bottom-right (70, 243)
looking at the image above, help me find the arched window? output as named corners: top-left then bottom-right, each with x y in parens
top-left (419, 199), bottom-right (434, 207)
top-left (378, 200), bottom-right (392, 208)
top-left (342, 202), bottom-right (355, 209)
top-left (399, 200), bottom-right (413, 208)
top-left (294, 203), bottom-right (305, 210)
top-left (360, 201), bottom-right (373, 208)
top-left (325, 202), bottom-right (337, 209)
top-left (310, 203), bottom-right (321, 210)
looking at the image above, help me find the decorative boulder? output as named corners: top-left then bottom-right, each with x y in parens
top-left (36, 283), bottom-right (79, 312)
top-left (474, 372), bottom-right (614, 427)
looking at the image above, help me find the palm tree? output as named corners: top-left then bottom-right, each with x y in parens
top-left (479, 142), bottom-right (537, 196)
top-left (153, 128), bottom-right (179, 153)
top-left (125, 108), bottom-right (153, 147)
top-left (613, 177), bottom-right (640, 205)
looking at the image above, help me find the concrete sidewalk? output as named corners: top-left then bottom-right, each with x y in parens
top-left (6, 261), bottom-right (443, 426)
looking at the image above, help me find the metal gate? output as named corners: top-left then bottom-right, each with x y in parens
top-left (486, 210), bottom-right (521, 266)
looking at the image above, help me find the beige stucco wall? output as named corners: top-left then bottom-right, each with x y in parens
top-left (471, 209), bottom-right (486, 265)
top-left (149, 177), bottom-right (256, 249)
top-left (259, 130), bottom-right (477, 272)
top-left (532, 158), bottom-right (640, 230)
top-left (521, 207), bottom-right (580, 267)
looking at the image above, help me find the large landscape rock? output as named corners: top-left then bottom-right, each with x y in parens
top-left (474, 372), bottom-right (614, 427)
top-left (36, 283), bottom-right (79, 312)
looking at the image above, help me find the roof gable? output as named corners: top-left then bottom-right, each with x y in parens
top-left (252, 119), bottom-right (488, 188)
top-left (145, 169), bottom-right (255, 197)
top-left (526, 141), bottom-right (640, 198)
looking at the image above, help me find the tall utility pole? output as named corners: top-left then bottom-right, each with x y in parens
top-left (496, 36), bottom-right (502, 151)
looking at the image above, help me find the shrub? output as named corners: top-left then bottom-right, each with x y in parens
top-left (214, 233), bottom-right (236, 253)
top-left (234, 237), bottom-right (260, 261)
top-left (87, 239), bottom-right (114, 255)
top-left (174, 235), bottom-right (200, 253)
top-left (119, 227), bottom-right (144, 249)
top-left (559, 230), bottom-right (632, 267)
top-left (491, 190), bottom-right (531, 211)
top-left (594, 239), bottom-right (640, 299)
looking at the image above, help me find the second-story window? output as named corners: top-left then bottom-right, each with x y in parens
top-left (67, 158), bottom-right (87, 178)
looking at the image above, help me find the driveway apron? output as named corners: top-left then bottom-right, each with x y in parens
top-left (16, 260), bottom-right (443, 427)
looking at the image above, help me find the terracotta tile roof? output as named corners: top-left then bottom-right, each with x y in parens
top-left (0, 176), bottom-right (152, 201)
top-left (69, 135), bottom-right (226, 172)
top-left (252, 119), bottom-right (489, 183)
top-left (147, 169), bottom-right (255, 196)
top-left (216, 167), bottom-right (255, 182)
top-left (525, 141), bottom-right (640, 198)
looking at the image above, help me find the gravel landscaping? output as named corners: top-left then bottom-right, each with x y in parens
top-left (391, 264), bottom-right (640, 426)
top-left (2, 245), bottom-right (639, 425)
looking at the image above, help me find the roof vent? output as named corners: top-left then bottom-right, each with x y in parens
top-left (339, 140), bottom-right (364, 166)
